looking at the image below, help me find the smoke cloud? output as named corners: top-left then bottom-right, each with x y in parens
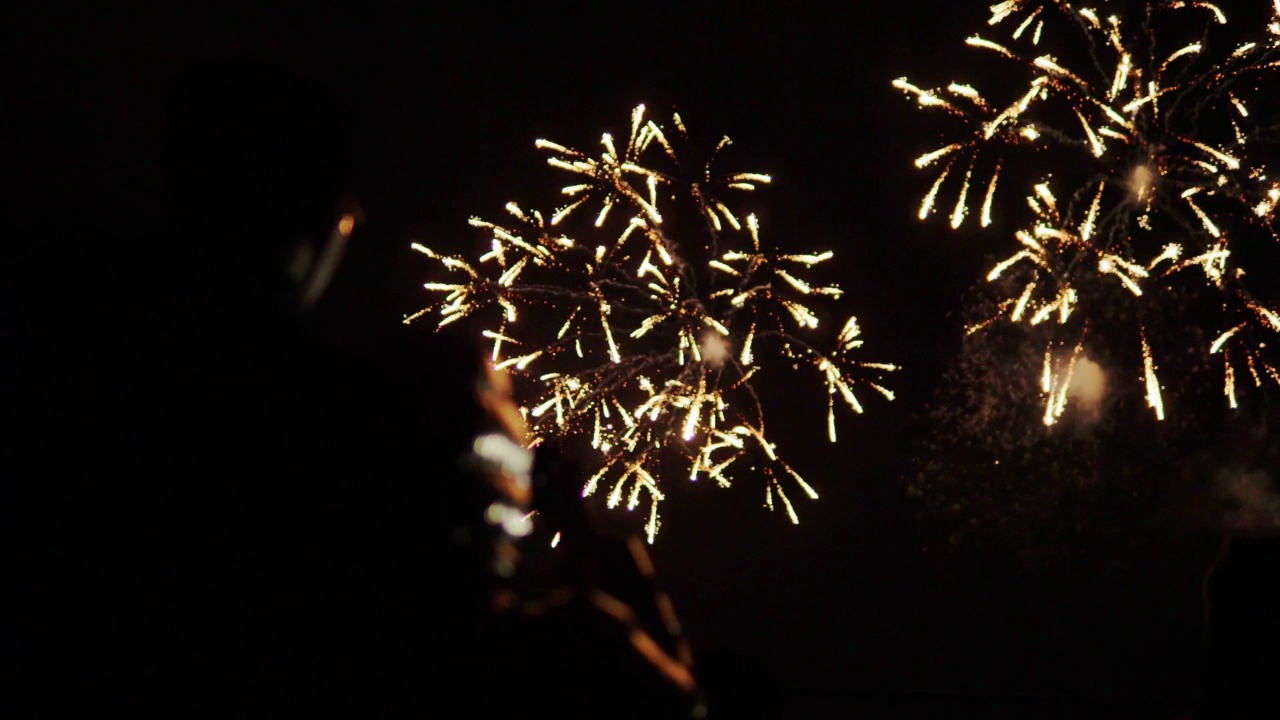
top-left (1066, 355), bottom-right (1107, 423)
top-left (1215, 468), bottom-right (1280, 534)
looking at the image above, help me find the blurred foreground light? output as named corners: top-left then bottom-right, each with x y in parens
top-left (473, 432), bottom-right (533, 491)
top-left (485, 501), bottom-right (533, 537)
top-left (338, 213), bottom-right (356, 237)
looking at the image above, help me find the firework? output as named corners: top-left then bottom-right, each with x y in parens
top-left (897, 0), bottom-right (1280, 423)
top-left (409, 105), bottom-right (895, 541)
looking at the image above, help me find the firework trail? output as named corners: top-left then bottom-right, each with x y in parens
top-left (408, 105), bottom-right (896, 541)
top-left (896, 0), bottom-right (1280, 424)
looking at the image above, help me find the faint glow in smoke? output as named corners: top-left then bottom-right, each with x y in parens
top-left (1128, 164), bottom-right (1155, 204)
top-left (1067, 355), bottom-right (1107, 413)
top-left (698, 330), bottom-right (732, 369)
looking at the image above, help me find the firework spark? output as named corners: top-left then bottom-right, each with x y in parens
top-left (899, 0), bottom-right (1280, 422)
top-left (410, 105), bottom-right (895, 541)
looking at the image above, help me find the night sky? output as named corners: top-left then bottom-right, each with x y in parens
top-left (16, 1), bottom-right (1278, 716)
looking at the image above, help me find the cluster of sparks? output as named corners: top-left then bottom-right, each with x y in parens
top-left (896, 0), bottom-right (1280, 424)
top-left (409, 105), bottom-right (895, 541)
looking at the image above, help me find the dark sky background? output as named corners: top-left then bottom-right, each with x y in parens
top-left (18, 1), bottom-right (1276, 716)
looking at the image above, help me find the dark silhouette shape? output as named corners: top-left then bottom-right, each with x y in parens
top-left (159, 56), bottom-right (357, 318)
top-left (8, 54), bottom-right (709, 719)
top-left (484, 442), bottom-right (704, 718)
top-left (8, 57), bottom-right (494, 715)
top-left (1195, 532), bottom-right (1280, 718)
top-left (690, 648), bottom-right (783, 719)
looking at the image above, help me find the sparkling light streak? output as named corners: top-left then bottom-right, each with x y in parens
top-left (900, 1), bottom-right (1280, 422)
top-left (410, 105), bottom-right (896, 540)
